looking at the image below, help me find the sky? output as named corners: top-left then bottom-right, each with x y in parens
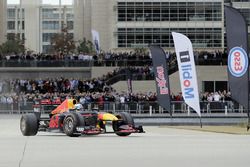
top-left (7, 0), bottom-right (73, 5)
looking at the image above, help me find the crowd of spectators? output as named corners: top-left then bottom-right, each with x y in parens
top-left (0, 50), bottom-right (228, 66)
top-left (0, 66), bottom-right (153, 97)
top-left (0, 48), bottom-right (234, 113)
top-left (0, 77), bottom-right (235, 113)
top-left (0, 76), bottom-right (231, 106)
top-left (0, 78), bottom-right (107, 95)
top-left (0, 52), bottom-right (95, 62)
top-left (103, 66), bottom-right (154, 84)
top-left (200, 90), bottom-right (232, 102)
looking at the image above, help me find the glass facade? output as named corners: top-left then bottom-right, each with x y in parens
top-left (42, 45), bottom-right (52, 53)
top-left (6, 7), bottom-right (24, 40)
top-left (230, 0), bottom-right (250, 48)
top-left (7, 0), bottom-right (20, 5)
top-left (7, 21), bottom-right (15, 30)
top-left (4, 0), bottom-right (249, 52)
top-left (117, 1), bottom-right (223, 49)
top-left (203, 81), bottom-right (228, 92)
top-left (7, 8), bottom-right (15, 19)
top-left (7, 8), bottom-right (24, 19)
top-left (67, 21), bottom-right (73, 30)
top-left (42, 33), bottom-right (56, 42)
top-left (42, 21), bottom-right (60, 30)
top-left (117, 1), bottom-right (222, 22)
top-left (6, 33), bottom-right (24, 40)
top-left (117, 28), bottom-right (222, 48)
top-left (41, 5), bottom-right (74, 53)
top-left (42, 8), bottom-right (60, 19)
top-left (42, 0), bottom-right (73, 5)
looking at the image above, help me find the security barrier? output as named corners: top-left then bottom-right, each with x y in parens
top-left (0, 101), bottom-right (246, 116)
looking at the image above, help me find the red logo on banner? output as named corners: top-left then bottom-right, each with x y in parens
top-left (156, 66), bottom-right (169, 95)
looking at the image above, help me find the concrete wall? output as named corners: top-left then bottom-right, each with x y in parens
top-left (22, 0), bottom-right (40, 52)
top-left (82, 0), bottom-right (92, 42)
top-left (74, 0), bottom-right (85, 42)
top-left (89, 0), bottom-right (115, 51)
top-left (0, 67), bottom-right (91, 80)
top-left (91, 67), bottom-right (117, 79)
top-left (112, 66), bottom-right (227, 93)
top-left (0, 0), bottom-right (7, 44)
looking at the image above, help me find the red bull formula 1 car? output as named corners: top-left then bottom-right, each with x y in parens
top-left (20, 99), bottom-right (144, 137)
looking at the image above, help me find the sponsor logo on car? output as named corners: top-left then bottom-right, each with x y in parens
top-left (76, 127), bottom-right (85, 132)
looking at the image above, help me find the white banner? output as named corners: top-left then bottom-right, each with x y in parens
top-left (172, 32), bottom-right (201, 117)
top-left (91, 30), bottom-right (101, 54)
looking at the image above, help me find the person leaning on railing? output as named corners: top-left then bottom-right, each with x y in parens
top-left (0, 50), bottom-right (228, 67)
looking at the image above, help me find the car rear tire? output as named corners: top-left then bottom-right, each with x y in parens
top-left (119, 112), bottom-right (134, 125)
top-left (113, 112), bottom-right (134, 137)
top-left (20, 113), bottom-right (39, 136)
top-left (63, 112), bottom-right (84, 137)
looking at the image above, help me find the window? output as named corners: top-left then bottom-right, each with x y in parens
top-left (215, 81), bottom-right (228, 92)
top-left (67, 21), bottom-right (73, 30)
top-left (7, 33), bottom-right (16, 40)
top-left (7, 21), bottom-right (15, 30)
top-left (203, 81), bottom-right (228, 93)
top-left (42, 45), bottom-right (52, 53)
top-left (203, 81), bottom-right (214, 93)
top-left (7, 0), bottom-right (20, 5)
top-left (17, 21), bottom-right (24, 30)
top-left (42, 21), bottom-right (60, 30)
top-left (42, 8), bottom-right (60, 19)
top-left (117, 1), bottom-right (222, 22)
top-left (42, 33), bottom-right (56, 42)
top-left (7, 9), bottom-right (15, 19)
top-left (117, 28), bottom-right (222, 48)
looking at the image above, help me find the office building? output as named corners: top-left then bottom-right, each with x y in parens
top-left (0, 0), bottom-right (249, 53)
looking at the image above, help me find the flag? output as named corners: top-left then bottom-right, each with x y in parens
top-left (149, 45), bottom-right (171, 113)
top-left (91, 30), bottom-right (101, 54)
top-left (172, 32), bottom-right (201, 117)
top-left (225, 6), bottom-right (249, 110)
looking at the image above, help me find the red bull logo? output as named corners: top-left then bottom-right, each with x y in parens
top-left (156, 66), bottom-right (169, 95)
top-left (228, 47), bottom-right (249, 77)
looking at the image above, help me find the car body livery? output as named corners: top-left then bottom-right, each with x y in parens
top-left (20, 99), bottom-right (144, 137)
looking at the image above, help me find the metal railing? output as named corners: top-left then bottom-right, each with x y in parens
top-left (0, 60), bottom-right (93, 67)
top-left (0, 60), bottom-right (151, 67)
top-left (0, 101), bottom-right (246, 116)
top-left (0, 58), bottom-right (227, 67)
top-left (104, 66), bottom-right (178, 85)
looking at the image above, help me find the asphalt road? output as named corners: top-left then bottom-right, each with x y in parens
top-left (1, 115), bottom-right (250, 167)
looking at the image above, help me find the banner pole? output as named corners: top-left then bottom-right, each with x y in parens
top-left (170, 103), bottom-right (173, 118)
top-left (247, 65), bottom-right (250, 131)
top-left (247, 12), bottom-right (250, 132)
top-left (199, 116), bottom-right (203, 128)
top-left (247, 111), bottom-right (250, 131)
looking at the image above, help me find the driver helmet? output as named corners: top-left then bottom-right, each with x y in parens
top-left (74, 104), bottom-right (83, 111)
